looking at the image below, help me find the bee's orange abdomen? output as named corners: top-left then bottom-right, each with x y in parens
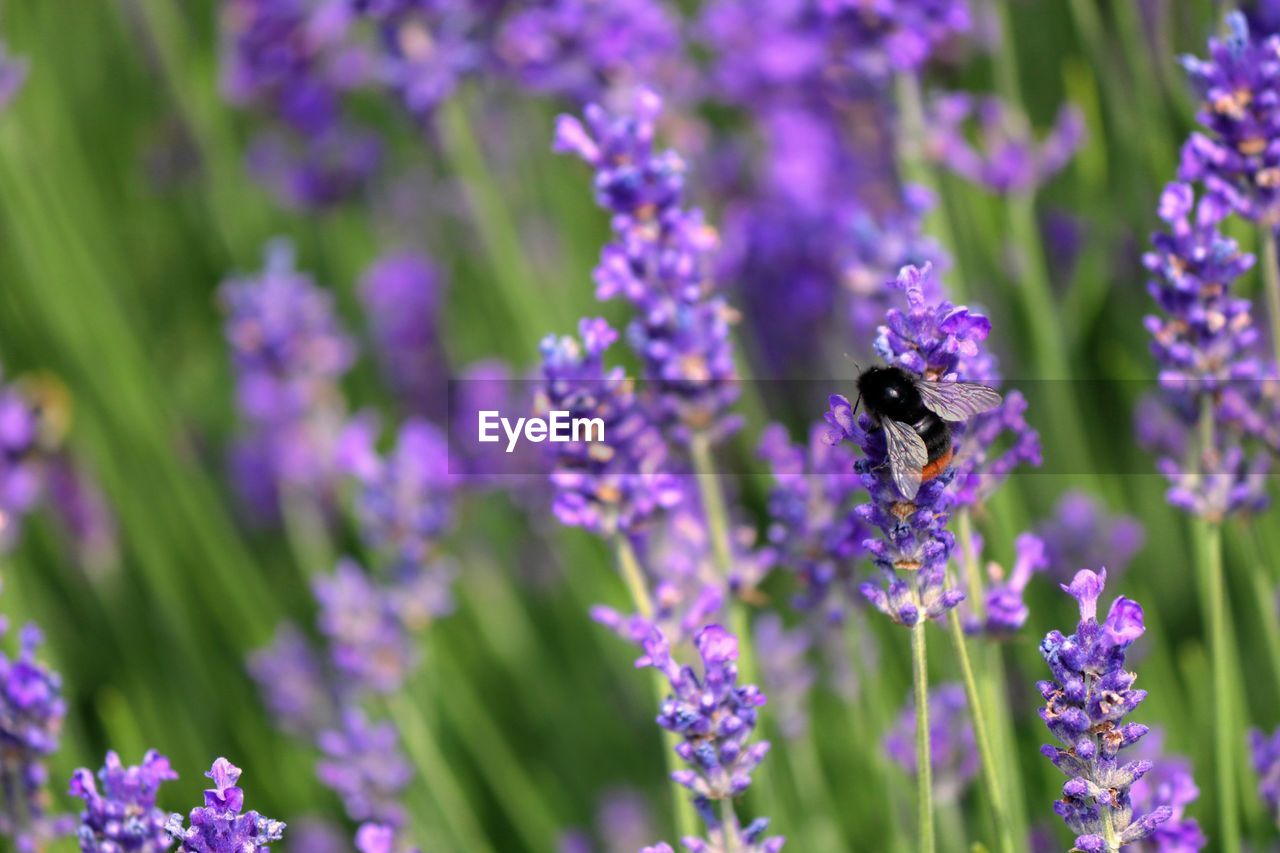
top-left (920, 447), bottom-right (954, 483)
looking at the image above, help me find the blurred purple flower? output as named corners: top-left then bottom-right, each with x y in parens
top-left (757, 422), bottom-right (866, 620)
top-left (359, 251), bottom-right (448, 418)
top-left (1180, 13), bottom-right (1280, 225)
top-left (314, 558), bottom-right (417, 694)
top-left (884, 682), bottom-right (977, 804)
top-left (70, 750), bottom-right (177, 853)
top-left (285, 817), bottom-right (348, 853)
top-left (1035, 491), bottom-right (1144, 583)
top-left (317, 709), bottom-right (412, 827)
top-left (1038, 569), bottom-right (1171, 850)
top-left (246, 126), bottom-right (381, 211)
top-left (753, 614), bottom-right (815, 741)
top-left (221, 240), bottom-right (356, 506)
top-left (1129, 730), bottom-right (1207, 851)
top-left (495, 0), bottom-right (679, 101)
top-left (0, 622), bottom-right (74, 851)
top-left (555, 88), bottom-right (741, 443)
top-left (537, 318), bottom-right (681, 536)
top-left (1250, 724), bottom-right (1280, 826)
top-left (557, 788), bottom-right (656, 853)
top-left (248, 624), bottom-right (335, 737)
top-left (1143, 182), bottom-right (1271, 520)
top-left (928, 93), bottom-right (1084, 194)
top-left (0, 377), bottom-right (48, 553)
top-left (0, 43), bottom-right (27, 111)
top-left (165, 758), bottom-right (285, 851)
top-left (46, 455), bottom-right (119, 576)
top-left (356, 821), bottom-right (420, 853)
top-left (968, 531), bottom-right (1048, 635)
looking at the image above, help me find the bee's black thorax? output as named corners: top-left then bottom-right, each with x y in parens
top-left (858, 365), bottom-right (952, 465)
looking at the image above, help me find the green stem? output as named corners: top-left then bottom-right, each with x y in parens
top-left (1259, 227), bottom-right (1280, 371)
top-left (384, 692), bottom-right (496, 853)
top-left (1196, 515), bottom-right (1241, 853)
top-left (1242, 528), bottom-right (1280, 694)
top-left (893, 72), bottom-right (967, 301)
top-left (1101, 809), bottom-right (1121, 851)
top-left (945, 611), bottom-right (1014, 853)
top-left (911, 618), bottom-right (935, 853)
top-left (614, 537), bottom-right (701, 840)
top-left (689, 434), bottom-right (759, 687)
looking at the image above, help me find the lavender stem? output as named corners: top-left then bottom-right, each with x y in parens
top-left (911, 615), bottom-right (935, 853)
top-left (613, 537), bottom-right (700, 840)
top-left (945, 611), bottom-right (1013, 853)
top-left (719, 798), bottom-right (743, 853)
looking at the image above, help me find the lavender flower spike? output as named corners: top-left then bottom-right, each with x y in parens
top-left (1038, 569), bottom-right (1171, 851)
top-left (166, 758), bottom-right (285, 852)
top-left (0, 621), bottom-right (74, 850)
top-left (639, 626), bottom-right (772, 820)
top-left (643, 815), bottom-right (786, 853)
top-left (70, 750), bottom-right (178, 852)
top-left (885, 683), bottom-right (978, 805)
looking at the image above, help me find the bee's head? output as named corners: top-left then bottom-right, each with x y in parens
top-left (857, 365), bottom-right (916, 418)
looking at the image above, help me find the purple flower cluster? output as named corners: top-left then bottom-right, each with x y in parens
top-left (1179, 13), bottom-right (1280, 225)
top-left (757, 422), bottom-right (866, 620)
top-left (1142, 182), bottom-right (1271, 520)
top-left (222, 240), bottom-right (356, 513)
top-left (359, 252), bottom-right (449, 419)
top-left (496, 0), bottom-right (680, 102)
top-left (0, 377), bottom-right (47, 552)
top-left (1129, 731), bottom-right (1207, 851)
top-left (1035, 491), bottom-right (1144, 584)
top-left (885, 683), bottom-right (978, 804)
top-left (639, 625), bottom-right (771, 817)
top-left (1038, 569), bottom-right (1171, 851)
top-left (0, 622), bottom-right (73, 851)
top-left (314, 558), bottom-right (419, 695)
top-left (537, 318), bottom-right (681, 536)
top-left (356, 821), bottom-right (420, 853)
top-left (751, 614), bottom-right (815, 742)
top-left (928, 93), bottom-right (1085, 194)
top-left (643, 820), bottom-right (784, 853)
top-left (558, 788), bottom-right (655, 853)
top-left (165, 758), bottom-right (285, 852)
top-left (317, 710), bottom-right (413, 828)
top-left (70, 750), bottom-right (178, 852)
top-left (0, 40), bottom-right (27, 111)
top-left (968, 531), bottom-right (1049, 635)
top-left (1250, 725), bottom-right (1280, 826)
top-left (554, 88), bottom-right (740, 444)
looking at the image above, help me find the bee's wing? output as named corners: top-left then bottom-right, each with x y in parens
top-left (914, 379), bottom-right (1003, 422)
top-left (881, 417), bottom-right (928, 500)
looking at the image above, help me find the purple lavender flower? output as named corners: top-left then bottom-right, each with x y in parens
top-left (0, 377), bottom-right (47, 552)
top-left (537, 317), bottom-right (681, 535)
top-left (554, 88), bottom-right (741, 443)
top-left (165, 758), bottom-right (285, 852)
top-left (884, 683), bottom-right (978, 804)
top-left (1250, 725), bottom-right (1280, 826)
top-left (0, 42), bottom-right (28, 111)
top-left (1179, 13), bottom-right (1280, 225)
top-left (757, 422), bottom-right (866, 620)
top-left (1129, 731), bottom-right (1207, 851)
top-left (313, 558), bottom-right (417, 694)
top-left (928, 93), bottom-right (1085, 194)
top-left (316, 709), bottom-right (412, 826)
top-left (557, 788), bottom-right (656, 853)
top-left (978, 532), bottom-right (1049, 635)
top-left (751, 614), bottom-right (815, 741)
top-left (1143, 182), bottom-right (1271, 520)
top-left (1036, 491), bottom-right (1144, 584)
top-left (248, 624), bottom-right (335, 737)
top-left (495, 0), bottom-right (680, 101)
top-left (336, 415), bottom-right (456, 581)
top-left (70, 750), bottom-right (178, 853)
top-left (246, 126), bottom-right (381, 212)
top-left (356, 822), bottom-right (420, 853)
top-left (286, 818), bottom-right (348, 853)
top-left (221, 240), bottom-right (356, 503)
top-left (359, 251), bottom-right (448, 418)
top-left (639, 625), bottom-right (770, 813)
top-left (644, 817), bottom-right (785, 853)
top-left (0, 622), bottom-right (73, 851)
top-left (46, 455), bottom-right (119, 576)
top-left (1038, 569), bottom-right (1171, 850)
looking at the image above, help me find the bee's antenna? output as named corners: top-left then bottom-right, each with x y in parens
top-left (852, 393), bottom-right (862, 417)
top-left (842, 352), bottom-right (863, 373)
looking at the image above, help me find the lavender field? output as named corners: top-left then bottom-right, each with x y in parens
top-left (2, 1), bottom-right (1280, 851)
